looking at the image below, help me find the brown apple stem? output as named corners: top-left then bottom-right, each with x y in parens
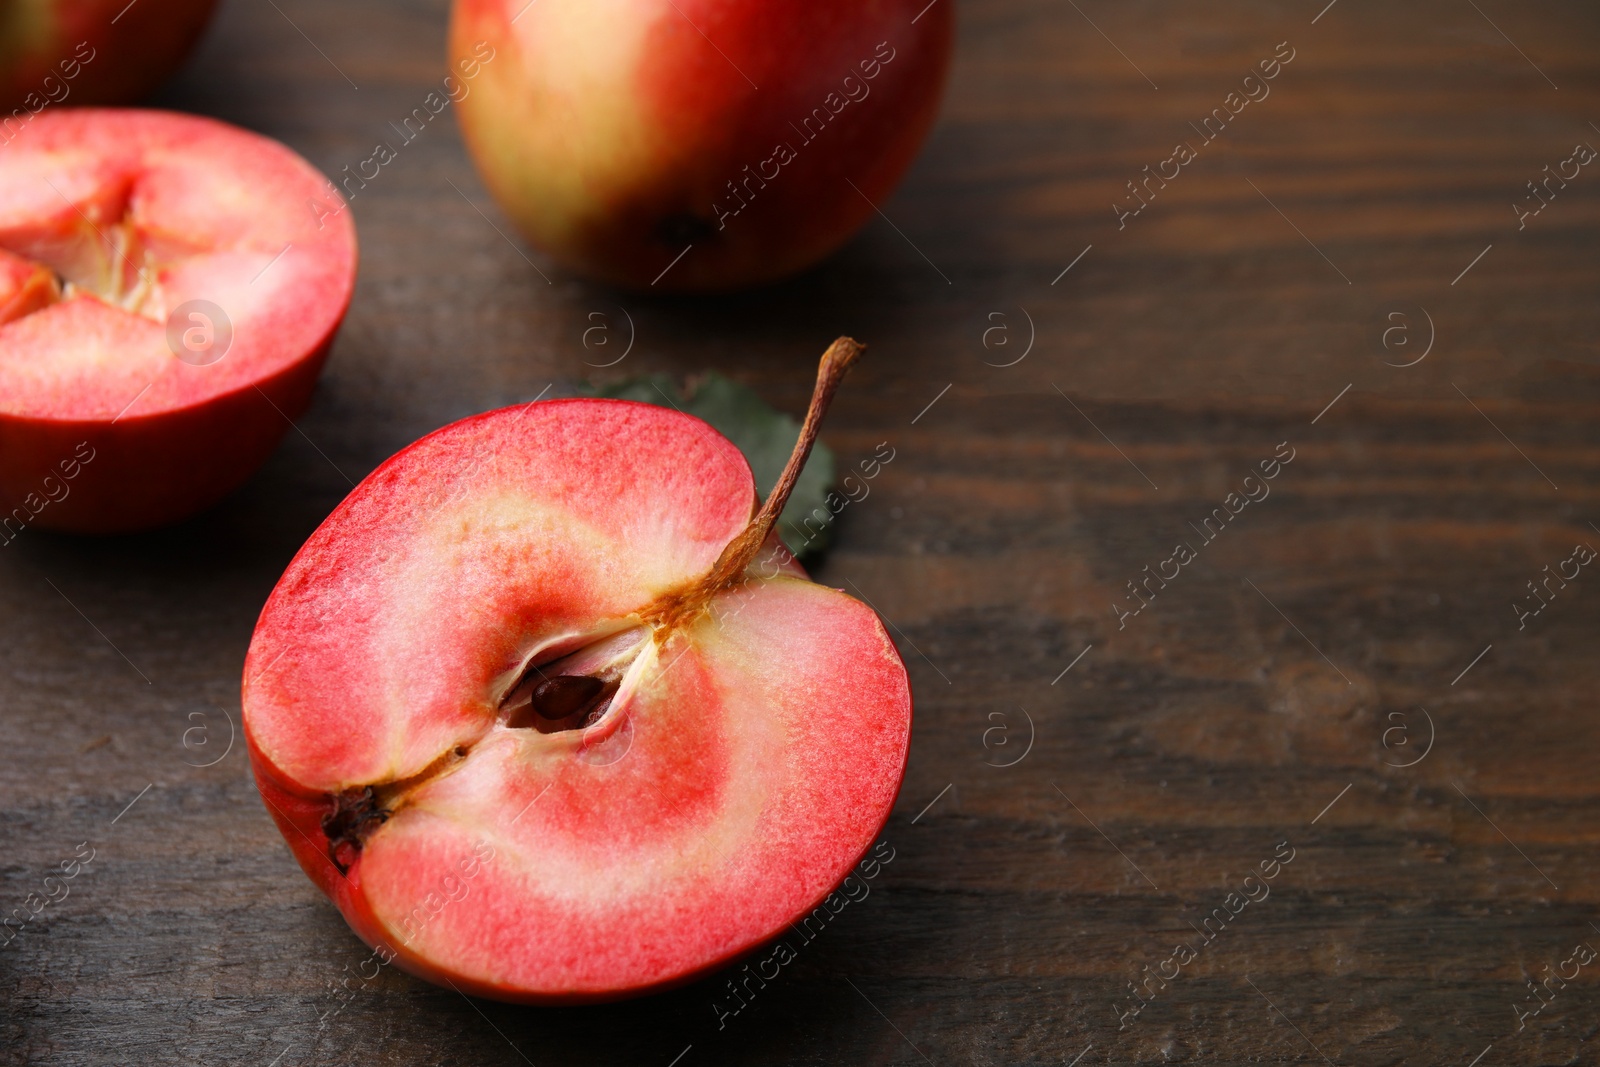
top-left (644, 336), bottom-right (864, 633)
top-left (702, 336), bottom-right (864, 588)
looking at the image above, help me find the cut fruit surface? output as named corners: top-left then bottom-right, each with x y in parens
top-left (244, 365), bottom-right (913, 1002)
top-left (0, 248), bottom-right (58, 324)
top-left (245, 400), bottom-right (757, 792)
top-left (0, 108), bottom-right (356, 532)
top-left (356, 579), bottom-right (905, 996)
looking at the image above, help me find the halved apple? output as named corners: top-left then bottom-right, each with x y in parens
top-left (0, 108), bottom-right (357, 533)
top-left (242, 339), bottom-right (913, 1002)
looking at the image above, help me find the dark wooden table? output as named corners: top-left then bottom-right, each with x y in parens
top-left (4, 0), bottom-right (1598, 1063)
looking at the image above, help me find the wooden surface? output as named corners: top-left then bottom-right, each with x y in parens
top-left (3, 0), bottom-right (1599, 1063)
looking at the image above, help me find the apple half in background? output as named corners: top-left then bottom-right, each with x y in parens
top-left (242, 339), bottom-right (914, 1002)
top-left (0, 109), bottom-right (357, 533)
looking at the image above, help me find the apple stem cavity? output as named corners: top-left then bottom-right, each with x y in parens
top-left (644, 336), bottom-right (864, 635)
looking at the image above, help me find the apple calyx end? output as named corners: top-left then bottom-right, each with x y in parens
top-left (321, 785), bottom-right (390, 875)
top-left (641, 336), bottom-right (864, 636)
top-left (319, 742), bottom-right (475, 874)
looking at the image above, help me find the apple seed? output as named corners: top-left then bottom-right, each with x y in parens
top-left (531, 675), bottom-right (604, 720)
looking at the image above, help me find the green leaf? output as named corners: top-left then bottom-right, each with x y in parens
top-left (586, 372), bottom-right (837, 557)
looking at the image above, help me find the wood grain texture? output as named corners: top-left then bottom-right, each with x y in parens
top-left (2, 0), bottom-right (1598, 1063)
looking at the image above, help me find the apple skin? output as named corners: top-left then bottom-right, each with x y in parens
top-left (448, 0), bottom-right (954, 291)
top-left (0, 347), bottom-right (333, 533)
top-left (243, 399), bottom-right (912, 1003)
top-left (0, 109), bottom-right (358, 534)
top-left (1, 0), bottom-right (219, 110)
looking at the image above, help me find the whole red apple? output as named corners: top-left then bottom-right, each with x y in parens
top-left (242, 339), bottom-right (913, 1002)
top-left (448, 0), bottom-right (953, 291)
top-left (0, 0), bottom-right (218, 112)
top-left (0, 109), bottom-right (357, 535)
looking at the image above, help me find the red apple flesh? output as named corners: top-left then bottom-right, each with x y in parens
top-left (1, 0), bottom-right (218, 110)
top-left (242, 340), bottom-right (913, 1002)
top-left (0, 109), bottom-right (357, 533)
top-left (448, 0), bottom-right (954, 291)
